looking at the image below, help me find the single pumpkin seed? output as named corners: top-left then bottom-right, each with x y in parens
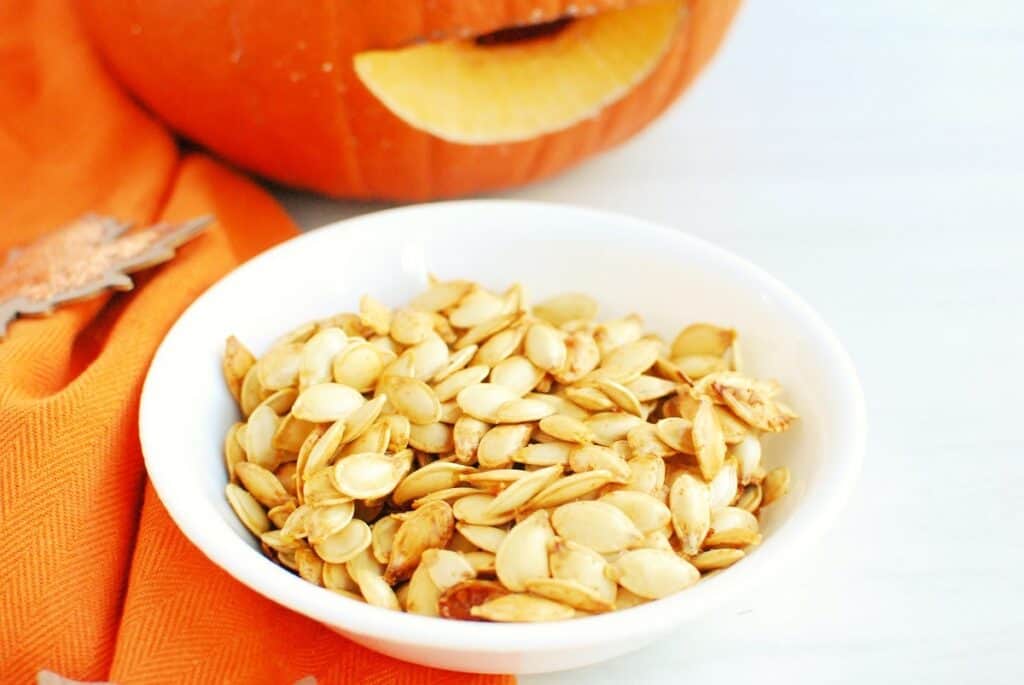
top-left (408, 421), bottom-right (454, 453)
top-left (370, 514), bottom-right (401, 564)
top-left (472, 326), bottom-right (524, 366)
top-left (524, 324), bottom-right (567, 372)
top-left (313, 518), bottom-right (372, 564)
top-left (438, 580), bottom-right (509, 620)
top-left (565, 385), bottom-right (614, 411)
top-left (476, 423), bottom-right (533, 468)
top-left (225, 483), bottom-right (270, 536)
top-left (528, 470), bottom-right (615, 509)
top-left (455, 524), bottom-right (508, 554)
top-left (235, 462), bottom-right (292, 508)
top-left (735, 483), bottom-right (763, 512)
top-left (623, 455), bottom-right (666, 495)
top-left (626, 423), bottom-right (674, 459)
top-left (693, 398), bottom-right (726, 481)
top-left (292, 383), bottom-right (366, 423)
top-left (239, 363), bottom-right (268, 416)
top-left (332, 341), bottom-right (385, 392)
top-left (411, 486), bottom-right (479, 508)
top-left (280, 503), bottom-right (312, 539)
top-left (599, 338), bottom-right (660, 383)
top-left (409, 279), bottom-right (473, 312)
top-left (525, 392), bottom-right (590, 421)
top-left (691, 547), bottom-right (745, 572)
top-left (669, 472), bottom-right (711, 556)
top-left (513, 441), bottom-right (573, 467)
top-left (599, 490), bottom-right (672, 534)
top-left (433, 365), bottom-right (490, 402)
top-left (674, 354), bottom-right (729, 380)
top-left (431, 343), bottom-right (477, 383)
top-left (656, 417), bottom-right (696, 454)
top-left (453, 493), bottom-right (517, 526)
top-left (257, 343), bottom-right (303, 390)
top-left (303, 467), bottom-right (352, 507)
top-left (585, 413), bottom-right (644, 447)
top-left (224, 422), bottom-right (246, 482)
top-left (259, 530), bottom-right (301, 553)
top-left (625, 375), bottom-right (677, 402)
top-left (453, 415), bottom-right (489, 463)
top-left (551, 501), bottom-right (643, 553)
top-left (390, 309), bottom-right (434, 345)
top-left (671, 323), bottom-right (736, 359)
top-left (525, 577), bottom-right (612, 613)
top-left (384, 500), bottom-right (455, 583)
top-left (548, 537), bottom-right (617, 604)
top-left (272, 414), bottom-right (315, 453)
top-left (223, 336), bottom-right (255, 404)
top-left (538, 414), bottom-right (593, 444)
top-left (462, 551), bottom-right (497, 576)
top-left (456, 382), bottom-right (519, 423)
top-left (486, 465), bottom-right (563, 517)
top-left (593, 378), bottom-right (643, 417)
top-left (470, 593), bottom-right (574, 622)
top-left (449, 288), bottom-right (505, 328)
top-left (385, 376), bottom-right (442, 425)
top-left (532, 292), bottom-right (598, 327)
top-left (423, 548), bottom-right (477, 590)
top-left (490, 356), bottom-right (545, 397)
top-left (254, 387), bottom-right (298, 416)
top-left (332, 450), bottom-right (411, 500)
top-left (307, 501), bottom-right (357, 545)
top-left (245, 404), bottom-right (280, 469)
top-left (322, 560), bottom-right (359, 592)
top-left (455, 312), bottom-right (520, 349)
top-left (340, 419), bottom-right (391, 457)
top-left (762, 466), bottom-right (791, 506)
top-left (346, 547), bottom-right (400, 610)
top-left (495, 510), bottom-right (554, 591)
top-left (552, 331), bottom-right (601, 384)
top-left (612, 549), bottom-right (700, 599)
top-left (709, 458), bottom-right (739, 510)
top-left (302, 418), bottom-right (346, 477)
top-left (380, 414), bottom-right (411, 452)
top-left (494, 398), bottom-right (556, 423)
top-left (267, 499), bottom-right (296, 528)
top-left (392, 461), bottom-right (474, 505)
top-left (405, 562), bottom-right (442, 616)
top-left (299, 327), bottom-right (348, 390)
top-left (358, 294), bottom-right (392, 336)
top-left (462, 469), bottom-right (526, 489)
top-left (569, 444), bottom-right (631, 482)
top-left (595, 315), bottom-right (643, 356)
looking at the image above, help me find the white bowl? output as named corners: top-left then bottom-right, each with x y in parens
top-left (140, 200), bottom-right (864, 675)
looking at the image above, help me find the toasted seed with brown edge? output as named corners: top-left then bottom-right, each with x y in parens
top-left (439, 580), bottom-right (509, 620)
top-left (384, 500), bottom-right (455, 584)
top-left (470, 593), bottom-right (574, 622)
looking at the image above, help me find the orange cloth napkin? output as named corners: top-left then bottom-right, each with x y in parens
top-left (0, 2), bottom-right (512, 683)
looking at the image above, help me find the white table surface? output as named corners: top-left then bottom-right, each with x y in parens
top-left (272, 1), bottom-right (1024, 682)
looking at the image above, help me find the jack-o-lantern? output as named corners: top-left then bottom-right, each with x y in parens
top-left (79, 0), bottom-right (740, 200)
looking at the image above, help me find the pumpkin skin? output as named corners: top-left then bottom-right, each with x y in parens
top-left (78, 0), bottom-right (740, 200)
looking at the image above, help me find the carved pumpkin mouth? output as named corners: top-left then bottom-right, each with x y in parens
top-left (353, 0), bottom-right (685, 145)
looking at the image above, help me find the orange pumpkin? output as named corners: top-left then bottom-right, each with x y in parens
top-left (79, 0), bottom-right (740, 200)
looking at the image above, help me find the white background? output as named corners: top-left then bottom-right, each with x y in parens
top-left (273, 1), bottom-right (1024, 682)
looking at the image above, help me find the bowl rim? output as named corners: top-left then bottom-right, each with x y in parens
top-left (140, 199), bottom-right (865, 652)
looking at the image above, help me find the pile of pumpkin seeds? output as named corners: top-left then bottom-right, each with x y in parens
top-left (222, 278), bottom-right (796, 622)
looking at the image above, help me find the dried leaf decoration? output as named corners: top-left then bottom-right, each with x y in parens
top-left (0, 213), bottom-right (211, 336)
